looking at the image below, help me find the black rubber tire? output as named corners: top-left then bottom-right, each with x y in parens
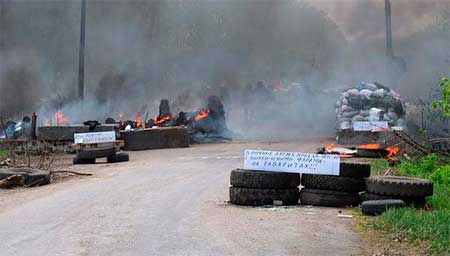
top-left (361, 199), bottom-right (406, 216)
top-left (230, 169), bottom-right (300, 189)
top-left (359, 192), bottom-right (426, 206)
top-left (339, 162), bottom-right (371, 178)
top-left (73, 157), bottom-right (96, 165)
top-left (107, 153), bottom-right (130, 163)
top-left (0, 168), bottom-right (50, 187)
top-left (366, 176), bottom-right (433, 197)
top-left (76, 147), bottom-right (116, 160)
top-left (299, 188), bottom-right (360, 207)
top-left (301, 174), bottom-right (365, 193)
top-left (229, 187), bottom-right (300, 206)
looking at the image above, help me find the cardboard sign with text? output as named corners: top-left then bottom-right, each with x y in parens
top-left (74, 131), bottom-right (116, 144)
top-left (244, 150), bottom-right (340, 175)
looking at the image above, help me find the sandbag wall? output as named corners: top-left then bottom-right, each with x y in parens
top-left (336, 82), bottom-right (405, 130)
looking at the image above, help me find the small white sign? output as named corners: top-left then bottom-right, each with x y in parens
top-left (74, 131), bottom-right (116, 144)
top-left (244, 150), bottom-right (340, 176)
top-left (353, 121), bottom-right (389, 131)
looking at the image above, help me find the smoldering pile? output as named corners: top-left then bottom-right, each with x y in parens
top-left (336, 82), bottom-right (405, 130)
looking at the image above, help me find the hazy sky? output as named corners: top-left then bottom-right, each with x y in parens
top-left (307, 0), bottom-right (448, 41)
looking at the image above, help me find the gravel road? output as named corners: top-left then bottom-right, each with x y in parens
top-left (0, 139), bottom-right (361, 256)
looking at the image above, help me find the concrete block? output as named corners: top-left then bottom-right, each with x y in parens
top-left (38, 124), bottom-right (117, 141)
top-left (121, 126), bottom-right (189, 151)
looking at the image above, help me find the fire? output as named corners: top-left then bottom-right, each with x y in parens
top-left (154, 116), bottom-right (171, 125)
top-left (195, 110), bottom-right (210, 122)
top-left (386, 146), bottom-right (400, 158)
top-left (55, 111), bottom-right (69, 126)
top-left (325, 144), bottom-right (335, 151)
top-left (134, 116), bottom-right (144, 128)
top-left (359, 144), bottom-right (382, 150)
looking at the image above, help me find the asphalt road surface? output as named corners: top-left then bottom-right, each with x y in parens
top-left (0, 139), bottom-right (361, 256)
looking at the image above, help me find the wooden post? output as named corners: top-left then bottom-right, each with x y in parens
top-left (385, 0), bottom-right (393, 58)
top-left (31, 112), bottom-right (37, 140)
top-left (78, 0), bottom-right (86, 101)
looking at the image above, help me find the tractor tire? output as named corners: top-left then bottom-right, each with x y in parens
top-left (229, 187), bottom-right (300, 206)
top-left (299, 188), bottom-right (360, 207)
top-left (339, 162), bottom-right (371, 178)
top-left (301, 174), bottom-right (365, 193)
top-left (361, 199), bottom-right (406, 216)
top-left (359, 192), bottom-right (426, 207)
top-left (366, 176), bottom-right (433, 197)
top-left (230, 169), bottom-right (300, 189)
top-left (107, 153), bottom-right (130, 163)
top-left (73, 157), bottom-right (96, 165)
top-left (76, 147), bottom-right (116, 160)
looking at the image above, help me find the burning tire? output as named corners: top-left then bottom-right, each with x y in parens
top-left (230, 169), bottom-right (300, 189)
top-left (361, 199), bottom-right (406, 216)
top-left (299, 188), bottom-right (360, 207)
top-left (366, 176), bottom-right (433, 197)
top-left (76, 147), bottom-right (116, 160)
top-left (339, 162), bottom-right (371, 178)
top-left (229, 187), bottom-right (300, 206)
top-left (359, 192), bottom-right (426, 207)
top-left (107, 153), bottom-right (130, 163)
top-left (73, 157), bottom-right (96, 165)
top-left (301, 174), bottom-right (365, 193)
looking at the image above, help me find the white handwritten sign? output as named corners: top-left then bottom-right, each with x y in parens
top-left (244, 150), bottom-right (340, 175)
top-left (74, 131), bottom-right (116, 144)
top-left (353, 121), bottom-right (389, 131)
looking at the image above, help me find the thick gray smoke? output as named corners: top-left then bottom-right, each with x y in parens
top-left (0, 0), bottom-right (449, 139)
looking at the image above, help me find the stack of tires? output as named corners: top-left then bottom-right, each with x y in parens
top-left (229, 169), bottom-right (300, 206)
top-left (361, 176), bottom-right (433, 215)
top-left (300, 162), bottom-right (371, 207)
top-left (73, 148), bottom-right (129, 165)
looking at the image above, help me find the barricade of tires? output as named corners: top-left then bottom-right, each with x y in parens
top-left (361, 176), bottom-right (433, 215)
top-left (299, 162), bottom-right (371, 207)
top-left (229, 169), bottom-right (300, 206)
top-left (73, 148), bottom-right (129, 165)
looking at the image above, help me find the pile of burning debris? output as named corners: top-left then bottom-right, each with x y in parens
top-left (105, 95), bottom-right (232, 143)
top-left (336, 82), bottom-right (405, 131)
top-left (319, 143), bottom-right (400, 160)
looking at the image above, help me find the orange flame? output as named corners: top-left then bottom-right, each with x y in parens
top-left (195, 110), bottom-right (210, 122)
top-left (134, 116), bottom-right (144, 128)
top-left (154, 116), bottom-right (171, 125)
top-left (359, 144), bottom-right (382, 150)
top-left (325, 144), bottom-right (335, 151)
top-left (55, 111), bottom-right (69, 126)
top-left (386, 146), bottom-right (400, 158)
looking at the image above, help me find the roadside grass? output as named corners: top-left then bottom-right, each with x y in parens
top-left (365, 156), bottom-right (450, 255)
top-left (0, 149), bottom-right (14, 159)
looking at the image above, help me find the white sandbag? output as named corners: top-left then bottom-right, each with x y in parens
top-left (373, 89), bottom-right (386, 98)
top-left (359, 110), bottom-right (370, 117)
top-left (339, 121), bottom-right (351, 130)
top-left (347, 89), bottom-right (359, 96)
top-left (342, 110), bottom-right (359, 118)
top-left (387, 111), bottom-right (399, 121)
top-left (338, 117), bottom-right (352, 123)
top-left (361, 82), bottom-right (378, 91)
top-left (340, 105), bottom-right (353, 113)
top-left (360, 89), bottom-right (373, 98)
top-left (342, 98), bottom-right (348, 106)
top-left (352, 115), bottom-right (366, 121)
